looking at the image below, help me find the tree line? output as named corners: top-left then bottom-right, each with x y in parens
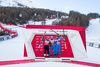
top-left (53, 11), bottom-right (100, 27)
top-left (0, 7), bottom-right (100, 27)
top-left (0, 7), bottom-right (68, 25)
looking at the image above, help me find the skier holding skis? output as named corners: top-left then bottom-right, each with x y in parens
top-left (50, 29), bottom-right (65, 58)
top-left (43, 36), bottom-right (50, 57)
top-left (39, 32), bottom-right (50, 57)
top-left (50, 36), bottom-right (56, 57)
top-left (54, 35), bottom-right (64, 58)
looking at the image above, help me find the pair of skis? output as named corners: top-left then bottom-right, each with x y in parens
top-left (39, 28), bottom-right (67, 49)
top-left (51, 28), bottom-right (67, 49)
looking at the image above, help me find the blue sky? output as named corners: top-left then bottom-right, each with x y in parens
top-left (36, 0), bottom-right (100, 14)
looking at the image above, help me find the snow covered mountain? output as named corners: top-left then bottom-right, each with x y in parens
top-left (0, 0), bottom-right (43, 8)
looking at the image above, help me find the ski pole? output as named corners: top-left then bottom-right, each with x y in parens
top-left (39, 31), bottom-right (46, 47)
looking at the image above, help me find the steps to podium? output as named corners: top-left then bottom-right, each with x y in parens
top-left (35, 57), bottom-right (71, 62)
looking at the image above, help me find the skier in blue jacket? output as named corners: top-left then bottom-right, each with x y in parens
top-left (54, 35), bottom-right (64, 58)
top-left (50, 36), bottom-right (56, 57)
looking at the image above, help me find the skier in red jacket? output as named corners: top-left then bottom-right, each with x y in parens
top-left (44, 37), bottom-right (50, 57)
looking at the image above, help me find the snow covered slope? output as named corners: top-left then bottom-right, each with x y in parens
top-left (28, 19), bottom-right (57, 25)
top-left (0, 27), bottom-right (27, 61)
top-left (0, 0), bottom-right (43, 8)
top-left (86, 18), bottom-right (100, 43)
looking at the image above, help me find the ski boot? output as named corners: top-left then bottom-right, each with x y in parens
top-left (58, 55), bottom-right (61, 58)
top-left (44, 54), bottom-right (46, 56)
top-left (51, 55), bottom-right (52, 58)
top-left (54, 55), bottom-right (57, 58)
top-left (47, 54), bottom-right (49, 57)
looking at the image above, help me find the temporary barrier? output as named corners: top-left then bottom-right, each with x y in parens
top-left (87, 42), bottom-right (100, 48)
top-left (0, 24), bottom-right (18, 41)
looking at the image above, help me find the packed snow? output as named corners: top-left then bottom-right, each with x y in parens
top-left (0, 27), bottom-right (28, 61)
top-left (0, 62), bottom-right (90, 67)
top-left (0, 18), bottom-right (100, 67)
top-left (28, 19), bottom-right (57, 25)
top-left (86, 18), bottom-right (100, 43)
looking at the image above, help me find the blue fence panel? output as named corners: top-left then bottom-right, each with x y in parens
top-left (0, 37), bottom-right (4, 41)
top-left (89, 43), bottom-right (94, 47)
top-left (98, 44), bottom-right (100, 48)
